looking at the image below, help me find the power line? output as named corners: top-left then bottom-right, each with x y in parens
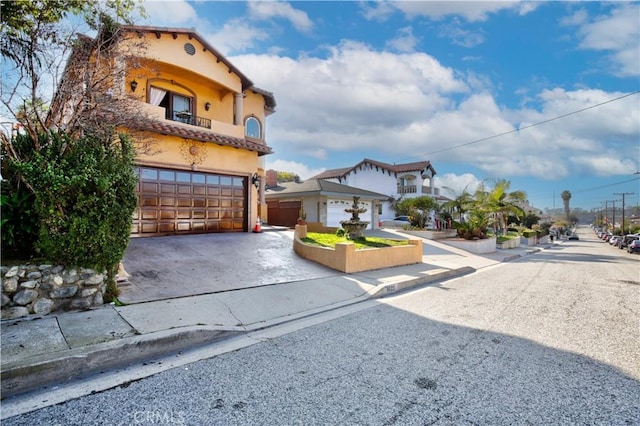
top-left (403, 90), bottom-right (640, 160)
top-left (572, 176), bottom-right (640, 195)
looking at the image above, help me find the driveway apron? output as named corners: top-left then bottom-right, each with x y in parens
top-left (119, 230), bottom-right (338, 304)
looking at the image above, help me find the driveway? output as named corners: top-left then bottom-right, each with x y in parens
top-left (119, 230), bottom-right (339, 304)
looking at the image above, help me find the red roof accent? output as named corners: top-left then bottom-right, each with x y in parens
top-left (312, 158), bottom-right (435, 179)
top-left (134, 120), bottom-right (273, 156)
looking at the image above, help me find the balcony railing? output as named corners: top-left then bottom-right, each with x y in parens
top-left (397, 185), bottom-right (417, 194)
top-left (169, 110), bottom-right (211, 129)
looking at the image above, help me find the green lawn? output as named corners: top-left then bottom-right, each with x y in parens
top-left (301, 232), bottom-right (408, 250)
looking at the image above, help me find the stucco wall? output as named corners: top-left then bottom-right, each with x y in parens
top-left (441, 237), bottom-right (497, 254)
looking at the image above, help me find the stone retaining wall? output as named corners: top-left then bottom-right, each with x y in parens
top-left (1, 265), bottom-right (106, 320)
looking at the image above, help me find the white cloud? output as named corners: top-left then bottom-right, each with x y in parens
top-left (571, 4), bottom-right (640, 77)
top-left (248, 1), bottom-right (313, 33)
top-left (386, 26), bottom-right (419, 53)
top-left (264, 159), bottom-right (325, 180)
top-left (205, 19), bottom-right (271, 55)
top-left (390, 1), bottom-right (532, 22)
top-left (438, 20), bottom-right (485, 48)
top-left (141, 0), bottom-right (198, 26)
top-left (231, 40), bottom-right (638, 184)
top-left (435, 173), bottom-right (482, 197)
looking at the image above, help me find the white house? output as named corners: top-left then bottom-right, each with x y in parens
top-left (312, 158), bottom-right (444, 220)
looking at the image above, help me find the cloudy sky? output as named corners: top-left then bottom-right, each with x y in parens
top-left (148, 2), bottom-right (636, 209)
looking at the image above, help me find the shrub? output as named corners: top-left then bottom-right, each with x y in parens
top-left (0, 181), bottom-right (39, 259)
top-left (11, 131), bottom-right (137, 281)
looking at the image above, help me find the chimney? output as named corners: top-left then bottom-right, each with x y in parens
top-left (266, 169), bottom-right (278, 188)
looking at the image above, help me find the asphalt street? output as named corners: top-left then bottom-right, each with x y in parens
top-left (4, 228), bottom-right (639, 425)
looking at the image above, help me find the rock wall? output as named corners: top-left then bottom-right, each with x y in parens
top-left (1, 265), bottom-right (106, 320)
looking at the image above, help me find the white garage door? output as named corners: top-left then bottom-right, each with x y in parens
top-left (327, 199), bottom-right (373, 229)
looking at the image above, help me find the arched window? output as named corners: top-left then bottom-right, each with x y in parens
top-left (245, 116), bottom-right (261, 139)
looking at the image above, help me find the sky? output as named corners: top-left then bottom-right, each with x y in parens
top-left (6, 0), bottom-right (640, 212)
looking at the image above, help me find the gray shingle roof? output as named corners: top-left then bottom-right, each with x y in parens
top-left (266, 179), bottom-right (388, 199)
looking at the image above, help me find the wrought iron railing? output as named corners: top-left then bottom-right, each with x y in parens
top-left (168, 110), bottom-right (211, 129)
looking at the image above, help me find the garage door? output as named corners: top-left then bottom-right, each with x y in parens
top-left (327, 199), bottom-right (372, 229)
top-left (132, 167), bottom-right (247, 236)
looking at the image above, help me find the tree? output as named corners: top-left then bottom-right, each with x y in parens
top-left (395, 196), bottom-right (438, 229)
top-left (1, 0), bottom-right (145, 145)
top-left (561, 190), bottom-right (572, 220)
top-left (450, 179), bottom-right (527, 240)
top-left (522, 212), bottom-right (541, 229)
top-left (473, 179), bottom-right (526, 236)
top-left (442, 190), bottom-right (474, 222)
top-left (1, 1), bottom-right (145, 300)
top-left (276, 171), bottom-right (300, 183)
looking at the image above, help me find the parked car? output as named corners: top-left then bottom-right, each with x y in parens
top-left (627, 239), bottom-right (640, 254)
top-left (380, 216), bottom-right (411, 228)
top-left (619, 234), bottom-right (640, 249)
top-left (567, 233), bottom-right (579, 240)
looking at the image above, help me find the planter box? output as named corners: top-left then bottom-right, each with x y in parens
top-left (440, 236), bottom-right (497, 254)
top-left (520, 235), bottom-right (550, 246)
top-left (294, 225), bottom-right (422, 273)
top-left (497, 237), bottom-right (521, 250)
top-left (403, 229), bottom-right (457, 240)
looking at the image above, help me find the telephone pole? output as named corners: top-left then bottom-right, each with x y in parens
top-left (614, 192), bottom-right (635, 234)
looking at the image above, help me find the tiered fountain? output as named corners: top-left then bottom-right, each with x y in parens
top-left (340, 196), bottom-right (369, 239)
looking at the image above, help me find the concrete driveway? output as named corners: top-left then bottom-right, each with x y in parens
top-left (119, 230), bottom-right (339, 304)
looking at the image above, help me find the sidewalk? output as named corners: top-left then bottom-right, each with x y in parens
top-left (1, 233), bottom-right (553, 400)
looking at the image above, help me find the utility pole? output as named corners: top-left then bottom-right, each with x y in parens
top-left (614, 192), bottom-right (635, 234)
top-left (604, 200), bottom-right (616, 231)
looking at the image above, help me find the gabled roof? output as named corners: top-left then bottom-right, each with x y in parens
top-left (134, 120), bottom-right (273, 156)
top-left (118, 25), bottom-right (276, 110)
top-left (312, 158), bottom-right (436, 180)
top-left (266, 179), bottom-right (388, 199)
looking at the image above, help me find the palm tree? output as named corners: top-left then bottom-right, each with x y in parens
top-left (561, 190), bottom-right (572, 220)
top-left (442, 186), bottom-right (474, 222)
top-left (474, 180), bottom-right (526, 236)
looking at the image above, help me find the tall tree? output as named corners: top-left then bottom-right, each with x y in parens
top-left (466, 179), bottom-right (526, 236)
top-left (561, 190), bottom-right (572, 220)
top-left (1, 0), bottom-right (144, 145)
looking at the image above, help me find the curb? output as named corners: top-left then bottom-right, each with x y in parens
top-left (0, 266), bottom-right (478, 398)
top-left (368, 266), bottom-right (476, 298)
top-left (1, 327), bottom-right (239, 398)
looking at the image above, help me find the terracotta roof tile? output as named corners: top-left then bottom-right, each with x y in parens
top-left (134, 120), bottom-right (273, 156)
top-left (311, 158), bottom-right (435, 179)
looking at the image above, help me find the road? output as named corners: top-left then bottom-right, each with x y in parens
top-left (4, 226), bottom-right (639, 425)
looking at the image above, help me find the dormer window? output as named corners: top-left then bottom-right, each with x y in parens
top-left (245, 116), bottom-right (261, 139)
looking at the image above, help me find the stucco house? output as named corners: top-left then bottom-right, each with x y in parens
top-left (52, 25), bottom-right (275, 236)
top-left (265, 179), bottom-right (388, 229)
top-left (311, 159), bottom-right (444, 220)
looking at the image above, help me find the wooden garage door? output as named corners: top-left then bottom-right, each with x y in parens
top-left (267, 200), bottom-right (301, 228)
top-left (132, 167), bottom-right (247, 236)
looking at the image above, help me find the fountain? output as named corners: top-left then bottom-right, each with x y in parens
top-left (340, 196), bottom-right (370, 239)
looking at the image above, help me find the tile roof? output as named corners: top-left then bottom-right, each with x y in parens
top-left (135, 120), bottom-right (273, 156)
top-left (266, 179), bottom-right (388, 199)
top-left (312, 158), bottom-right (435, 179)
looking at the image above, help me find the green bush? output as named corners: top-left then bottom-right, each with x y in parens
top-left (11, 131), bottom-right (137, 277)
top-left (0, 181), bottom-right (39, 259)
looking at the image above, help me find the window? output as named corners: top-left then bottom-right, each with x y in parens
top-left (150, 86), bottom-right (193, 123)
top-left (245, 116), bottom-right (261, 139)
